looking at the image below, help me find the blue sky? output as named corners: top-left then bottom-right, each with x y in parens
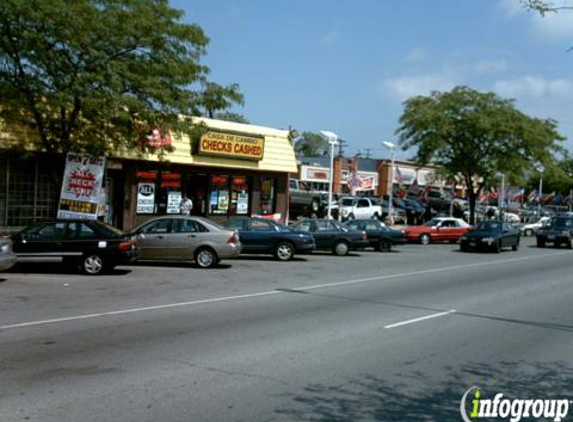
top-left (173, 0), bottom-right (573, 160)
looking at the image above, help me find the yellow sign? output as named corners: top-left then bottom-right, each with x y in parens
top-left (198, 130), bottom-right (265, 161)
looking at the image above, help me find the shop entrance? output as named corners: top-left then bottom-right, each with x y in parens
top-left (185, 173), bottom-right (208, 216)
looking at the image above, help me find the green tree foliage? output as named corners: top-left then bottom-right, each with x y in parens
top-left (0, 0), bottom-right (243, 163)
top-left (397, 86), bottom-right (564, 223)
top-left (213, 111), bottom-right (250, 124)
top-left (294, 132), bottom-right (330, 157)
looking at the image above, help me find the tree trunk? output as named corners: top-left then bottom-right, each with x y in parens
top-left (468, 190), bottom-right (477, 225)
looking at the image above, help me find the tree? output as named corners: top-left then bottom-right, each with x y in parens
top-left (213, 111), bottom-right (250, 124)
top-left (0, 0), bottom-right (243, 182)
top-left (294, 132), bottom-right (330, 157)
top-left (396, 86), bottom-right (564, 224)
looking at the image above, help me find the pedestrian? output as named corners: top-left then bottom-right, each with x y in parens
top-left (180, 193), bottom-right (193, 215)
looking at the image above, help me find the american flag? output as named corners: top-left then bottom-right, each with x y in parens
top-left (347, 170), bottom-right (364, 189)
top-left (394, 167), bottom-right (403, 184)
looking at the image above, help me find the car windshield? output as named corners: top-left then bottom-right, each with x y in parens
top-left (475, 221), bottom-right (502, 231)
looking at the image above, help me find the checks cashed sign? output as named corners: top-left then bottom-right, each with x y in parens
top-left (57, 153), bottom-right (106, 220)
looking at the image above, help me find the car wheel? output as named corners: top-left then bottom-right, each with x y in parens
top-left (195, 247), bottom-right (217, 268)
top-left (524, 228), bottom-right (533, 236)
top-left (419, 234), bottom-right (431, 245)
top-left (377, 239), bottom-right (392, 252)
top-left (494, 241), bottom-right (501, 254)
top-left (333, 240), bottom-right (350, 256)
top-left (82, 254), bottom-right (106, 275)
top-left (460, 244), bottom-right (468, 252)
top-left (346, 213), bottom-right (355, 221)
top-left (274, 242), bottom-right (295, 261)
top-left (567, 240), bottom-right (573, 249)
top-left (512, 242), bottom-right (519, 251)
top-left (372, 213), bottom-right (380, 220)
top-left (536, 238), bottom-right (546, 248)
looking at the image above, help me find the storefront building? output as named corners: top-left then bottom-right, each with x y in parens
top-left (0, 118), bottom-right (297, 231)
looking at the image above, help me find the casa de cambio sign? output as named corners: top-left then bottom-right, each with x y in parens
top-left (198, 130), bottom-right (265, 161)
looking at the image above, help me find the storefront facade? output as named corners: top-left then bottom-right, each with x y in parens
top-left (0, 118), bottom-right (297, 231)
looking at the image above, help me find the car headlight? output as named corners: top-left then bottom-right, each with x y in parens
top-left (482, 237), bottom-right (495, 243)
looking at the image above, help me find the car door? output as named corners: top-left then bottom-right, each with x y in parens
top-left (355, 199), bottom-right (371, 219)
top-left (435, 220), bottom-right (457, 241)
top-left (63, 221), bottom-right (101, 259)
top-left (134, 218), bottom-right (174, 260)
top-left (245, 219), bottom-right (277, 253)
top-left (14, 222), bottom-right (67, 262)
top-left (168, 219), bottom-right (209, 260)
top-left (502, 223), bottom-right (518, 247)
top-left (311, 220), bottom-right (335, 249)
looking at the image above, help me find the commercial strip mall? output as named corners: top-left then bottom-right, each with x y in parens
top-left (0, 118), bottom-right (297, 231)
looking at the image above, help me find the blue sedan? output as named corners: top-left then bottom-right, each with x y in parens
top-left (223, 217), bottom-right (315, 261)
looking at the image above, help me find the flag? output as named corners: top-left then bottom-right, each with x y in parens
top-left (543, 192), bottom-right (555, 205)
top-left (408, 179), bottom-right (421, 196)
top-left (347, 170), bottom-right (364, 189)
top-left (526, 190), bottom-right (537, 205)
top-left (513, 188), bottom-right (525, 203)
top-left (489, 187), bottom-right (498, 200)
top-left (478, 190), bottom-right (489, 203)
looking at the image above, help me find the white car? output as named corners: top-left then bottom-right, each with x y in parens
top-left (520, 216), bottom-right (551, 236)
top-left (502, 212), bottom-right (521, 224)
top-left (0, 238), bottom-right (17, 272)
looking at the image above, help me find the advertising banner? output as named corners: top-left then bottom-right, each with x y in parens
top-left (137, 182), bottom-right (156, 214)
top-left (57, 153), bottom-right (106, 220)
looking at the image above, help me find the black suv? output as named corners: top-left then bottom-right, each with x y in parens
top-left (536, 216), bottom-right (573, 248)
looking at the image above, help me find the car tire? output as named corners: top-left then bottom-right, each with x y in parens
top-left (372, 213), bottom-right (380, 220)
top-left (494, 241), bottom-right (501, 254)
top-left (419, 234), bottom-right (431, 245)
top-left (524, 228), bottom-right (533, 236)
top-left (82, 254), bottom-right (107, 275)
top-left (377, 239), bottom-right (392, 252)
top-left (274, 242), bottom-right (295, 261)
top-left (512, 242), bottom-right (519, 251)
top-left (347, 213), bottom-right (355, 221)
top-left (536, 238), bottom-right (546, 248)
top-left (567, 240), bottom-right (573, 249)
top-left (195, 247), bottom-right (218, 268)
top-left (333, 240), bottom-right (350, 256)
top-left (460, 244), bottom-right (468, 252)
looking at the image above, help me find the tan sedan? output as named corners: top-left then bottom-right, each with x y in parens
top-left (132, 216), bottom-right (241, 268)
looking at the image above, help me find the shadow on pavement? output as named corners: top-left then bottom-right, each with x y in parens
top-left (8, 263), bottom-right (133, 276)
top-left (276, 361), bottom-right (573, 422)
top-left (236, 255), bottom-right (309, 262)
top-left (132, 261), bottom-right (232, 270)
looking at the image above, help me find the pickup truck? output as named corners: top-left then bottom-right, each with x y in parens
top-left (339, 197), bottom-right (383, 221)
top-left (536, 216), bottom-right (573, 248)
top-left (289, 178), bottom-right (327, 216)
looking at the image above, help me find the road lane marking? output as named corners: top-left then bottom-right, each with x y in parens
top-left (384, 310), bottom-right (457, 329)
top-left (1, 251), bottom-right (570, 331)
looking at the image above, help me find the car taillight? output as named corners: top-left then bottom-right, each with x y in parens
top-left (118, 241), bottom-right (135, 251)
top-left (363, 231), bottom-right (367, 240)
top-left (228, 232), bottom-right (239, 244)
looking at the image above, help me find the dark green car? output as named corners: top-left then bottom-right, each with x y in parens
top-left (344, 219), bottom-right (407, 252)
top-left (459, 221), bottom-right (520, 253)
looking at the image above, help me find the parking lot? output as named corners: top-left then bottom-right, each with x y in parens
top-left (2, 237), bottom-right (573, 421)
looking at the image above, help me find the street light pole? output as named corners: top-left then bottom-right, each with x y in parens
top-left (383, 141), bottom-right (396, 224)
top-left (320, 131), bottom-right (339, 219)
top-left (536, 165), bottom-right (544, 219)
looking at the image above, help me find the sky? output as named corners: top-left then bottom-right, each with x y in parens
top-left (172, 0), bottom-right (573, 160)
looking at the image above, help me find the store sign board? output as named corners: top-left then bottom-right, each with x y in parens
top-left (167, 191), bottom-right (182, 214)
top-left (57, 152), bottom-right (106, 220)
top-left (198, 130), bottom-right (265, 161)
top-left (417, 169), bottom-right (435, 186)
top-left (301, 166), bottom-right (330, 182)
top-left (137, 182), bottom-right (155, 214)
top-left (394, 166), bottom-right (416, 184)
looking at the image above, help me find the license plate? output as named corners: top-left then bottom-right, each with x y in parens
top-left (548, 235), bottom-right (555, 240)
top-left (469, 242), bottom-right (477, 247)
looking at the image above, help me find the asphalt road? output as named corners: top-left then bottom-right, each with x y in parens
top-left (1, 238), bottom-right (572, 422)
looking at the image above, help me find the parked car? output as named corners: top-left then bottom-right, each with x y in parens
top-left (403, 217), bottom-right (471, 245)
top-left (11, 220), bottom-right (139, 275)
top-left (290, 219), bottom-right (369, 256)
top-left (0, 237), bottom-right (17, 272)
top-left (520, 216), bottom-right (551, 236)
top-left (132, 216), bottom-right (241, 268)
top-left (459, 221), bottom-right (520, 253)
top-left (222, 217), bottom-right (315, 261)
top-left (536, 216), bottom-right (573, 248)
top-left (289, 178), bottom-right (327, 217)
top-left (343, 219), bottom-right (406, 252)
top-left (338, 196), bottom-right (383, 221)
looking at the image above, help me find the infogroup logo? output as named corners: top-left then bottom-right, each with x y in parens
top-left (460, 386), bottom-right (571, 422)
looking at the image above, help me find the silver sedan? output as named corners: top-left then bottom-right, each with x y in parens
top-left (131, 216), bottom-right (241, 268)
top-left (0, 238), bottom-right (17, 272)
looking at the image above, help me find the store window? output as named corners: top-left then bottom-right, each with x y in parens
top-left (230, 176), bottom-right (249, 215)
top-left (209, 175), bottom-right (230, 215)
top-left (258, 177), bottom-right (276, 215)
top-left (135, 170), bottom-right (182, 215)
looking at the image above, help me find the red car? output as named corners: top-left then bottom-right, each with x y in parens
top-left (403, 217), bottom-right (471, 245)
